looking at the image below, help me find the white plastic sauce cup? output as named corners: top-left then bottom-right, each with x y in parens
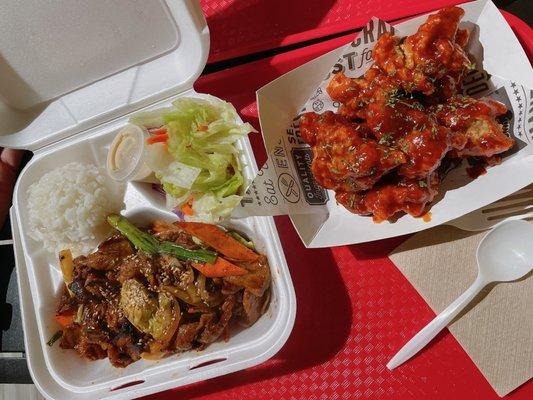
top-left (106, 123), bottom-right (157, 183)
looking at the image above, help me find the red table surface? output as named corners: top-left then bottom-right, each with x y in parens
top-left (200, 0), bottom-right (466, 63)
top-left (145, 8), bottom-right (533, 400)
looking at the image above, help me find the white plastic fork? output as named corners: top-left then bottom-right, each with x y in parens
top-left (447, 184), bottom-right (533, 231)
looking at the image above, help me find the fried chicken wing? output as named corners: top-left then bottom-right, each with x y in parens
top-left (328, 69), bottom-right (428, 142)
top-left (327, 71), bottom-right (368, 105)
top-left (397, 123), bottom-right (465, 178)
top-left (300, 111), bottom-right (406, 192)
top-left (306, 7), bottom-right (512, 222)
top-left (373, 7), bottom-right (470, 96)
top-left (336, 176), bottom-right (438, 222)
top-left (433, 96), bottom-right (513, 158)
top-left (365, 87), bottom-right (427, 142)
top-left (327, 73), bottom-right (458, 179)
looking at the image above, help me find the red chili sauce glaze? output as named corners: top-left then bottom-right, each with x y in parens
top-left (299, 7), bottom-right (514, 222)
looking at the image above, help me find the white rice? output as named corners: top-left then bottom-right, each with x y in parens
top-left (27, 162), bottom-right (123, 256)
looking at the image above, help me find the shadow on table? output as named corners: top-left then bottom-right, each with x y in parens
top-left (147, 215), bottom-right (352, 400)
top-left (391, 225), bottom-right (481, 256)
top-left (203, 0), bottom-right (337, 63)
top-left (348, 235), bottom-right (411, 261)
top-left (352, 223), bottom-right (482, 262)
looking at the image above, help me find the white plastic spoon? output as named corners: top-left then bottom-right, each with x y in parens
top-left (387, 219), bottom-right (533, 370)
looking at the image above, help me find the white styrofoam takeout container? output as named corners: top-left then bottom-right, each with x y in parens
top-left (1, 1), bottom-right (296, 399)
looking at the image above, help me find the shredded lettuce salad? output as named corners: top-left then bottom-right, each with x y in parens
top-left (130, 96), bottom-right (256, 222)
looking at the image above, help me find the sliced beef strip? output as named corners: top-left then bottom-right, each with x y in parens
top-left (84, 235), bottom-right (134, 271)
top-left (75, 334), bottom-right (107, 361)
top-left (117, 253), bottom-right (158, 288)
top-left (187, 305), bottom-right (215, 314)
top-left (157, 255), bottom-right (194, 289)
top-left (152, 221), bottom-right (198, 248)
top-left (81, 302), bottom-right (110, 344)
top-left (224, 255), bottom-right (271, 297)
top-left (107, 345), bottom-right (135, 368)
top-left (59, 326), bottom-right (80, 349)
top-left (84, 273), bottom-right (121, 301)
top-left (68, 279), bottom-right (89, 302)
top-left (197, 295), bottom-right (236, 345)
top-left (173, 323), bottom-right (200, 352)
top-left (72, 255), bottom-right (90, 276)
top-left (56, 287), bottom-right (78, 315)
top-left (173, 313), bottom-right (215, 352)
top-left (116, 255), bottom-right (142, 283)
top-left (260, 289), bottom-right (271, 315)
top-left (241, 289), bottom-right (270, 327)
top-left (107, 333), bottom-right (143, 368)
top-left (105, 297), bottom-right (128, 332)
top-left (221, 280), bottom-right (242, 295)
top-left (137, 253), bottom-right (158, 288)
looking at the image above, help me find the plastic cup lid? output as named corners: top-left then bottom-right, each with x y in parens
top-left (107, 123), bottom-right (150, 182)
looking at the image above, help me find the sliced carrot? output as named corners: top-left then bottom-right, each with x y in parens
top-left (175, 222), bottom-right (259, 261)
top-left (55, 313), bottom-right (74, 328)
top-left (181, 203), bottom-right (194, 216)
top-left (148, 127), bottom-right (168, 135)
top-left (192, 257), bottom-right (248, 278)
top-left (146, 133), bottom-right (169, 144)
top-left (180, 196), bottom-right (194, 216)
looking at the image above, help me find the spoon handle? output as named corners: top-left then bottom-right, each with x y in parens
top-left (387, 276), bottom-right (486, 370)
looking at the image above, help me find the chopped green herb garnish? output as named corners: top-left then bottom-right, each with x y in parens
top-left (412, 102), bottom-right (425, 111)
top-left (348, 164), bottom-right (360, 174)
top-left (418, 180), bottom-right (428, 188)
top-left (349, 194), bottom-right (357, 209)
top-left (368, 166), bottom-right (378, 176)
top-left (386, 88), bottom-right (403, 108)
top-left (431, 125), bottom-right (438, 139)
top-left (465, 61), bottom-right (476, 71)
top-left (228, 231), bottom-right (255, 250)
top-left (379, 133), bottom-right (392, 145)
top-left (387, 89), bottom-right (424, 110)
top-left (322, 143), bottom-right (333, 158)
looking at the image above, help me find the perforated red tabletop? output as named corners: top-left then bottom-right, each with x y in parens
top-left (145, 4), bottom-right (533, 400)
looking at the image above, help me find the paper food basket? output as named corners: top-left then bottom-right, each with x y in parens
top-left (237, 0), bottom-right (533, 248)
top-left (0, 1), bottom-right (295, 399)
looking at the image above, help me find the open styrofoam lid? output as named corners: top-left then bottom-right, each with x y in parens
top-left (0, 0), bottom-right (209, 151)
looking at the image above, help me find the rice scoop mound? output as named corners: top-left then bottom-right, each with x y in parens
top-left (26, 162), bottom-right (124, 256)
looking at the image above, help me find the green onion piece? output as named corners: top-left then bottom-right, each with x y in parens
top-left (47, 330), bottom-right (63, 347)
top-left (108, 215), bottom-right (218, 263)
top-left (107, 215), bottom-right (159, 254)
top-left (228, 231), bottom-right (255, 250)
top-left (159, 241), bottom-right (217, 264)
